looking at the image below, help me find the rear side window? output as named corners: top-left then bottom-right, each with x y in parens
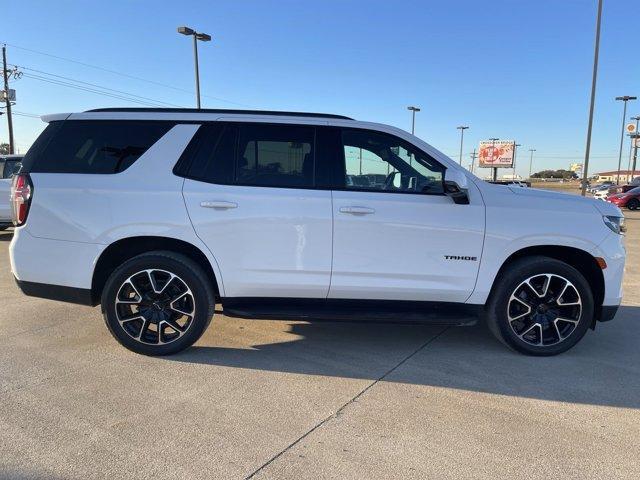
top-left (24, 120), bottom-right (173, 174)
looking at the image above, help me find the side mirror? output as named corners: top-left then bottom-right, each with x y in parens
top-left (444, 168), bottom-right (470, 205)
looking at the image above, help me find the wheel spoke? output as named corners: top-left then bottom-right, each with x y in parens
top-left (508, 295), bottom-right (532, 321)
top-left (119, 313), bottom-right (144, 324)
top-left (116, 279), bottom-right (142, 305)
top-left (519, 322), bottom-right (542, 345)
top-left (138, 318), bottom-right (151, 340)
top-left (164, 317), bottom-right (187, 333)
top-left (556, 282), bottom-right (580, 306)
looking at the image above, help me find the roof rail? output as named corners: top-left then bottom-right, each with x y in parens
top-left (85, 107), bottom-right (353, 120)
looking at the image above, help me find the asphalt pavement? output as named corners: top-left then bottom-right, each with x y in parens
top-left (1, 209), bottom-right (639, 479)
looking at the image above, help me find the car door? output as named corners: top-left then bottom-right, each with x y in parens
top-left (328, 128), bottom-right (485, 303)
top-left (182, 122), bottom-right (333, 299)
top-left (0, 159), bottom-right (13, 221)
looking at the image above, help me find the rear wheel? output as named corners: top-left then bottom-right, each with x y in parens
top-left (627, 198), bottom-right (639, 210)
top-left (101, 251), bottom-right (215, 355)
top-left (486, 256), bottom-right (594, 356)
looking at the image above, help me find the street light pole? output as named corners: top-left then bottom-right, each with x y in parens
top-left (580, 0), bottom-right (603, 197)
top-left (177, 26), bottom-right (212, 109)
top-left (528, 148), bottom-right (536, 180)
top-left (407, 106), bottom-right (421, 134)
top-left (615, 96), bottom-right (637, 184)
top-left (457, 125), bottom-right (469, 165)
top-left (192, 34), bottom-right (201, 109)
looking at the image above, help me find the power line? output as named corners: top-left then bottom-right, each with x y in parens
top-left (12, 111), bottom-right (40, 118)
top-left (21, 73), bottom-right (174, 107)
top-left (1, 41), bottom-right (252, 107)
top-left (12, 64), bottom-right (183, 107)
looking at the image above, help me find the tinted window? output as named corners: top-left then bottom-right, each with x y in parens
top-left (3, 159), bottom-right (22, 178)
top-left (235, 124), bottom-right (315, 188)
top-left (26, 121), bottom-right (173, 174)
top-left (185, 124), bottom-right (237, 184)
top-left (341, 129), bottom-right (444, 194)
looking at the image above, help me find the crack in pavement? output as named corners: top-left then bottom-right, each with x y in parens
top-left (244, 326), bottom-right (450, 479)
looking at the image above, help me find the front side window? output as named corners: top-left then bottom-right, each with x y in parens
top-left (341, 129), bottom-right (444, 194)
top-left (236, 124), bottom-right (314, 188)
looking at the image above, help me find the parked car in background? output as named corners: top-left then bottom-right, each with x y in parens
top-left (594, 188), bottom-right (610, 200)
top-left (9, 108), bottom-right (626, 357)
top-left (590, 184), bottom-right (612, 195)
top-left (607, 186), bottom-right (640, 210)
top-left (0, 154), bottom-right (24, 230)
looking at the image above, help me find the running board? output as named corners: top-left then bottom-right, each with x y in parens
top-left (220, 297), bottom-right (481, 325)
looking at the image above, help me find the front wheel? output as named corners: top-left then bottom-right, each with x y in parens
top-left (101, 251), bottom-right (215, 355)
top-left (627, 198), bottom-right (639, 210)
top-left (485, 256), bottom-right (594, 356)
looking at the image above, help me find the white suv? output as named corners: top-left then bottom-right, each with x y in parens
top-left (9, 108), bottom-right (626, 356)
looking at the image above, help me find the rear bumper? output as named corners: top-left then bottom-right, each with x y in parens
top-left (10, 227), bottom-right (105, 290)
top-left (14, 278), bottom-right (95, 306)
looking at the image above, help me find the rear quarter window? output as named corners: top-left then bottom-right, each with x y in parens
top-left (23, 120), bottom-right (173, 174)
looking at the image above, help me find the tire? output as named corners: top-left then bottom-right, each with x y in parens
top-left (101, 251), bottom-right (215, 356)
top-left (485, 256), bottom-right (594, 356)
top-left (627, 198), bottom-right (639, 210)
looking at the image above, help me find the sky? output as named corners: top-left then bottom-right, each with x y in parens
top-left (1, 0), bottom-right (638, 178)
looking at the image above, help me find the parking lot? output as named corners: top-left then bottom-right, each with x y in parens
top-left (1, 208), bottom-right (639, 480)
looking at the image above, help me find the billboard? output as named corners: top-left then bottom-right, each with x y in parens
top-left (570, 163), bottom-right (583, 177)
top-left (478, 140), bottom-right (515, 168)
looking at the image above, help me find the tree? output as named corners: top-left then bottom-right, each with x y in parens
top-left (531, 169), bottom-right (578, 180)
top-left (0, 143), bottom-right (9, 155)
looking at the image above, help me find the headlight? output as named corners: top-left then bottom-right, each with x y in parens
top-left (603, 215), bottom-right (626, 235)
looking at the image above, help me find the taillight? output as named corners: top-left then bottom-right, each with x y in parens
top-left (10, 174), bottom-right (32, 226)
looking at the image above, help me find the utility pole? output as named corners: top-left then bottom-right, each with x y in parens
top-left (2, 45), bottom-right (15, 154)
top-left (470, 148), bottom-right (477, 173)
top-left (456, 125), bottom-right (469, 165)
top-left (528, 148), bottom-right (536, 180)
top-left (512, 142), bottom-right (521, 180)
top-left (581, 0), bottom-right (603, 197)
top-left (615, 96), bottom-right (637, 184)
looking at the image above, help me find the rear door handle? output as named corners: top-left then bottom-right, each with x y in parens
top-left (200, 201), bottom-right (238, 209)
top-left (339, 206), bottom-right (375, 215)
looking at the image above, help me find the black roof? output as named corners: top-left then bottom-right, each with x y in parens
top-left (86, 108), bottom-right (353, 120)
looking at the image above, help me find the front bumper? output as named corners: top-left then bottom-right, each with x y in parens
top-left (599, 305), bottom-right (620, 322)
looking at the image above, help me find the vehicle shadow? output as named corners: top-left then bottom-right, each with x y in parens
top-left (0, 230), bottom-right (13, 242)
top-left (169, 305), bottom-right (640, 409)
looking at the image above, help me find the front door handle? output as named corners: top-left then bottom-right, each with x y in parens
top-left (200, 201), bottom-right (238, 209)
top-left (339, 206), bottom-right (375, 215)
